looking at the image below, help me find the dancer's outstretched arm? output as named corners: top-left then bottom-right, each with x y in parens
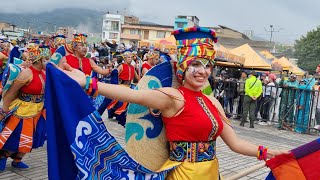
top-left (61, 63), bottom-right (184, 118)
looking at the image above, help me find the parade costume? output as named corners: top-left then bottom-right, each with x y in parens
top-left (64, 34), bottom-right (107, 109)
top-left (106, 51), bottom-right (136, 126)
top-left (66, 54), bottom-right (93, 75)
top-left (141, 51), bottom-right (159, 76)
top-left (156, 27), bottom-right (225, 179)
top-left (50, 34), bottom-right (66, 55)
top-left (8, 46), bottom-right (23, 64)
top-left (158, 86), bottom-right (224, 179)
top-left (141, 63), bottom-right (152, 72)
top-left (0, 40), bottom-right (10, 72)
top-left (65, 34), bottom-right (92, 75)
top-left (44, 27), bottom-right (235, 180)
top-left (0, 43), bottom-right (46, 170)
top-left (124, 27), bottom-right (227, 180)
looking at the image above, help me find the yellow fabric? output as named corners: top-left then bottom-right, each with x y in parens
top-left (157, 159), bottom-right (223, 180)
top-left (278, 57), bottom-right (305, 75)
top-left (260, 50), bottom-right (277, 60)
top-left (231, 44), bottom-right (271, 70)
top-left (9, 98), bottom-right (44, 118)
top-left (272, 58), bottom-right (290, 71)
top-left (214, 44), bottom-right (245, 66)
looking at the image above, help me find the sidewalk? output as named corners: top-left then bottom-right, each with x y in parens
top-left (1, 117), bottom-right (317, 180)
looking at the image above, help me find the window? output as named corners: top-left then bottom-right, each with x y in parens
top-left (144, 30), bottom-right (149, 39)
top-left (109, 32), bottom-right (118, 39)
top-left (176, 22), bottom-right (185, 29)
top-left (111, 21), bottom-right (119, 31)
top-left (130, 29), bottom-right (138, 34)
top-left (156, 31), bottom-right (166, 38)
top-left (103, 32), bottom-right (105, 39)
top-left (103, 20), bottom-right (109, 26)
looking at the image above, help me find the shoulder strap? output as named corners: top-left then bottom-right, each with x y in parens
top-left (249, 78), bottom-right (258, 89)
top-left (154, 88), bottom-right (185, 101)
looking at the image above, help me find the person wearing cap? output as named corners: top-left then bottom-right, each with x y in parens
top-left (278, 74), bottom-right (299, 129)
top-left (0, 42), bottom-right (47, 170)
top-left (60, 27), bottom-right (287, 179)
top-left (236, 70), bottom-right (248, 118)
top-left (104, 50), bottom-right (141, 126)
top-left (62, 34), bottom-right (110, 77)
top-left (240, 70), bottom-right (263, 128)
top-left (255, 73), bottom-right (267, 118)
top-left (260, 74), bottom-right (277, 122)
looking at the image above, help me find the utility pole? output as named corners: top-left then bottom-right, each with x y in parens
top-left (264, 25), bottom-right (282, 52)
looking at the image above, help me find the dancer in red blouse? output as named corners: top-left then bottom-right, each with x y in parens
top-left (50, 34), bottom-right (66, 55)
top-left (61, 27), bottom-right (288, 180)
top-left (63, 34), bottom-right (110, 76)
top-left (141, 51), bottom-right (159, 77)
top-left (118, 51), bottom-right (140, 85)
top-left (0, 40), bottom-right (10, 69)
top-left (0, 42), bottom-right (47, 170)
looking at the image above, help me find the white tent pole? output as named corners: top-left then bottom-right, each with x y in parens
top-left (224, 162), bottom-right (266, 180)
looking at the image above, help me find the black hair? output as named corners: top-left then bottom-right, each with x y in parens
top-left (117, 56), bottom-right (124, 64)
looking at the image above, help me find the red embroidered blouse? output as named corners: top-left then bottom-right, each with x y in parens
top-left (162, 86), bottom-right (224, 142)
top-left (66, 54), bottom-right (92, 75)
top-left (20, 66), bottom-right (46, 95)
top-left (119, 63), bottom-right (135, 81)
top-left (142, 63), bottom-right (152, 71)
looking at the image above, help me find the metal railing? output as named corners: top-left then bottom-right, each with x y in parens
top-left (210, 79), bottom-right (320, 134)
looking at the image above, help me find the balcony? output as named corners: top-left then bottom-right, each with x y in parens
top-left (120, 33), bottom-right (140, 40)
top-left (102, 26), bottom-right (120, 32)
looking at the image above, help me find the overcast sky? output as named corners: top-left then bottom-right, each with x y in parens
top-left (3, 0), bottom-right (319, 44)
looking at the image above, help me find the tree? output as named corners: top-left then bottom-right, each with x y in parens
top-left (294, 26), bottom-right (320, 74)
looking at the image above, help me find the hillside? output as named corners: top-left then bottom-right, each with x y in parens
top-left (0, 8), bottom-right (105, 33)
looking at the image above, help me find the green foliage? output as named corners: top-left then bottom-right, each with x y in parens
top-left (275, 43), bottom-right (294, 58)
top-left (294, 26), bottom-right (320, 74)
top-left (275, 44), bottom-right (291, 52)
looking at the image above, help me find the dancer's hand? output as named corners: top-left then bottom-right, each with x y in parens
top-left (60, 63), bottom-right (86, 88)
top-left (50, 62), bottom-right (86, 88)
top-left (267, 149), bottom-right (290, 159)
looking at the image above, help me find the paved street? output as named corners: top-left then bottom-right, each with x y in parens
top-left (0, 116), bottom-right (317, 180)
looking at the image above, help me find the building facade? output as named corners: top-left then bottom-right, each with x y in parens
top-left (56, 27), bottom-right (76, 40)
top-left (101, 14), bottom-right (124, 43)
top-left (208, 25), bottom-right (271, 52)
top-left (174, 16), bottom-right (199, 29)
top-left (120, 23), bottom-right (173, 46)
